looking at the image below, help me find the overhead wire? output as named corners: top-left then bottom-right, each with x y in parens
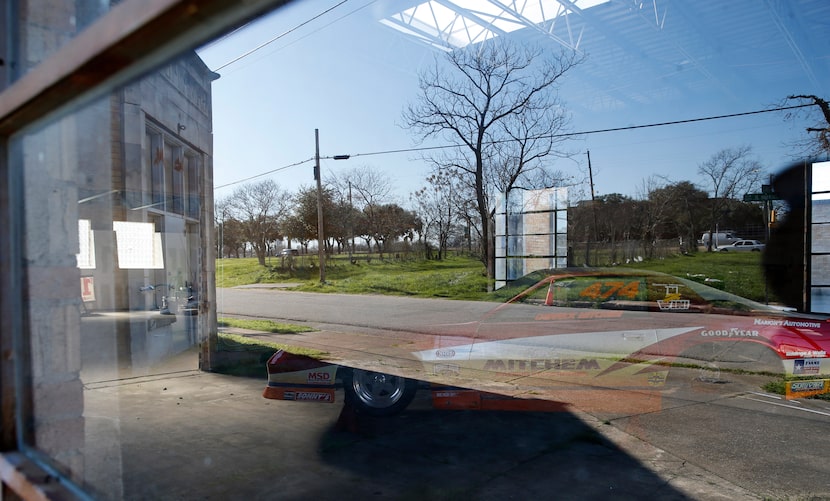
top-left (215, 157), bottom-right (315, 190)
top-left (212, 0), bottom-right (351, 72)
top-left (215, 103), bottom-right (814, 190)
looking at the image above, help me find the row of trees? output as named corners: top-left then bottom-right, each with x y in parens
top-left (215, 150), bottom-right (765, 268)
top-left (216, 169), bottom-right (421, 265)
top-left (570, 180), bottom-right (766, 258)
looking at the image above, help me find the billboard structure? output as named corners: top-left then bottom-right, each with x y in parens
top-left (764, 160), bottom-right (830, 314)
top-left (494, 187), bottom-right (568, 289)
top-left (811, 161), bottom-right (830, 313)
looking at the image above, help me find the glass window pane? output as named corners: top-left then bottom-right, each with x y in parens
top-left (7, 1), bottom-right (830, 499)
top-left (15, 50), bottom-right (212, 495)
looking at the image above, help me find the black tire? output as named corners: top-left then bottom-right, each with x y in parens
top-left (342, 368), bottom-right (417, 416)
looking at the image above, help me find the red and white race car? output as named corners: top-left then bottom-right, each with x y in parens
top-left (263, 269), bottom-right (830, 415)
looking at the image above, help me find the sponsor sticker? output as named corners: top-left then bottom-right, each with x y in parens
top-left (754, 318), bottom-right (823, 329)
top-left (700, 328), bottom-right (759, 338)
top-left (785, 350), bottom-right (827, 358)
top-left (262, 386), bottom-right (335, 403)
top-left (785, 379), bottom-right (830, 400)
top-left (285, 391), bottom-right (333, 402)
top-left (793, 359), bottom-right (821, 375)
top-left (483, 358), bottom-right (600, 372)
top-left (307, 371), bottom-right (333, 383)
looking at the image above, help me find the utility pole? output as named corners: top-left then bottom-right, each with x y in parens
top-left (587, 150), bottom-right (599, 242)
top-left (315, 129), bottom-right (326, 283)
top-left (348, 180), bottom-right (353, 263)
top-left (313, 130), bottom-right (350, 282)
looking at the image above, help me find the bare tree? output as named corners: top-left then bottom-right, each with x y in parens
top-left (330, 165), bottom-right (394, 209)
top-left (403, 39), bottom-right (581, 280)
top-left (697, 146), bottom-right (763, 251)
top-left (228, 179), bottom-right (291, 265)
top-left (411, 170), bottom-right (465, 260)
top-left (330, 165), bottom-right (396, 253)
top-left (786, 94), bottom-right (830, 156)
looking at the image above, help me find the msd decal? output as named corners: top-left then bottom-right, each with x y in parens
top-left (307, 371), bottom-right (333, 383)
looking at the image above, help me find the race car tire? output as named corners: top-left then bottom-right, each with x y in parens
top-left (342, 368), bottom-right (417, 417)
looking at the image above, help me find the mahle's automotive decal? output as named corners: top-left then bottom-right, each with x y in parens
top-left (754, 318), bottom-right (824, 329)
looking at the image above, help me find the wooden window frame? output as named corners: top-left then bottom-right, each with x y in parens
top-left (0, 0), bottom-right (291, 498)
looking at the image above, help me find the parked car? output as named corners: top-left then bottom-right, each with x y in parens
top-left (718, 239), bottom-right (765, 252)
top-left (263, 268), bottom-right (830, 416)
top-left (700, 231), bottom-right (741, 247)
top-left (280, 248), bottom-right (299, 257)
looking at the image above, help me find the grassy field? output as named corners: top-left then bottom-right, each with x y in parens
top-left (217, 253), bottom-right (492, 300)
top-left (622, 251), bottom-right (777, 304)
top-left (216, 250), bottom-right (776, 303)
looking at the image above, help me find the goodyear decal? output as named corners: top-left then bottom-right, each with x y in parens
top-left (700, 328), bottom-right (759, 338)
top-left (785, 379), bottom-right (830, 400)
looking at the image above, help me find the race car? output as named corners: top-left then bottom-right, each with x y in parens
top-left (263, 268), bottom-right (830, 416)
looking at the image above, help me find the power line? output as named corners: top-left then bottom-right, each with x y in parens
top-left (344, 103), bottom-right (814, 158)
top-left (213, 0), bottom-right (351, 72)
top-left (214, 103), bottom-right (814, 190)
top-left (217, 0), bottom-right (378, 77)
top-left (215, 157), bottom-right (314, 190)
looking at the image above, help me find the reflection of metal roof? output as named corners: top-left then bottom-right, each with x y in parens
top-left (380, 0), bottom-right (610, 51)
top-left (380, 0), bottom-right (830, 111)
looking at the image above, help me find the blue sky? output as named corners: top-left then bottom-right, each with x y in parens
top-left (197, 0), bottom-right (828, 205)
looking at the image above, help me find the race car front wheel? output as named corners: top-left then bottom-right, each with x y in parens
top-left (343, 368), bottom-right (417, 416)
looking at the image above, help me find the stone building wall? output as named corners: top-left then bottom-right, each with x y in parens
top-left (16, 0), bottom-right (217, 487)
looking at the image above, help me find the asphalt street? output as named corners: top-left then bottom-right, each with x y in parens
top-left (212, 286), bottom-right (830, 499)
top-left (84, 357), bottom-right (757, 500)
